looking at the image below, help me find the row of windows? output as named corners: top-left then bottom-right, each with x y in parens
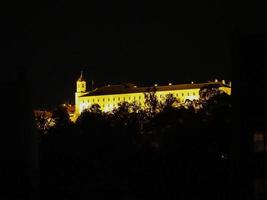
top-left (82, 103), bottom-right (137, 110)
top-left (82, 96), bottom-right (143, 103)
top-left (81, 92), bottom-right (197, 104)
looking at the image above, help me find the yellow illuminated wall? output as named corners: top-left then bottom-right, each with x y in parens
top-left (219, 86), bottom-right (231, 95)
top-left (74, 77), bottom-right (231, 118)
top-left (75, 73), bottom-right (88, 114)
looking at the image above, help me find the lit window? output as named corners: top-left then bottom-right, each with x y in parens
top-left (254, 131), bottom-right (265, 152)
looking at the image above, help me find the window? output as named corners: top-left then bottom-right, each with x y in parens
top-left (103, 98), bottom-right (105, 102)
top-left (182, 93), bottom-right (184, 96)
top-left (93, 99), bottom-right (94, 103)
top-left (188, 92), bottom-right (190, 96)
top-left (139, 96), bottom-right (141, 99)
top-left (254, 131), bottom-right (265, 152)
top-left (118, 97), bottom-right (120, 101)
top-left (108, 98), bottom-right (110, 101)
top-left (176, 93), bottom-right (178, 97)
top-left (193, 92), bottom-right (195, 95)
top-left (129, 97), bottom-right (131, 100)
top-left (134, 96), bottom-right (136, 100)
top-left (123, 97), bottom-right (125, 101)
top-left (98, 99), bottom-right (100, 102)
top-left (113, 98), bottom-right (115, 101)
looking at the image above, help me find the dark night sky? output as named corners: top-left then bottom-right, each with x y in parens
top-left (0, 1), bottom-right (257, 108)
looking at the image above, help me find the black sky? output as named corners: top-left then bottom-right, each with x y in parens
top-left (0, 1), bottom-right (252, 108)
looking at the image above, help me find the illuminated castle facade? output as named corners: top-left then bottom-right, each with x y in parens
top-left (74, 72), bottom-right (231, 118)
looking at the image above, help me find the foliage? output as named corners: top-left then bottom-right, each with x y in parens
top-left (199, 84), bottom-right (224, 101)
top-left (51, 105), bottom-right (71, 129)
top-left (39, 88), bottom-right (232, 199)
top-left (162, 93), bottom-right (180, 111)
top-left (34, 111), bottom-right (54, 134)
top-left (144, 86), bottom-right (161, 115)
top-left (88, 103), bottom-right (102, 113)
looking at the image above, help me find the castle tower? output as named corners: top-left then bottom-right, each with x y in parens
top-left (76, 71), bottom-right (86, 92)
top-left (75, 71), bottom-right (87, 116)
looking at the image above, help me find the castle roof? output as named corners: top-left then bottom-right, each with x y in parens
top-left (81, 82), bottom-right (228, 97)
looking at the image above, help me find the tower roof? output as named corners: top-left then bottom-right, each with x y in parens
top-left (78, 71), bottom-right (85, 81)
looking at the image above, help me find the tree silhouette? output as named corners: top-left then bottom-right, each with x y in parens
top-left (51, 105), bottom-right (71, 129)
top-left (199, 84), bottom-right (223, 102)
top-left (88, 103), bottom-right (102, 114)
top-left (162, 93), bottom-right (179, 111)
top-left (38, 84), bottom-right (233, 200)
top-left (35, 111), bottom-right (53, 134)
top-left (144, 86), bottom-right (160, 115)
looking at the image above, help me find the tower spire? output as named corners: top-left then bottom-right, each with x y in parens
top-left (78, 70), bottom-right (84, 81)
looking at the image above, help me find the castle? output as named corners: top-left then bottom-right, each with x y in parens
top-left (74, 72), bottom-right (231, 119)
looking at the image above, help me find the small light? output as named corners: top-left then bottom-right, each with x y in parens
top-left (154, 84), bottom-right (158, 86)
top-left (169, 83), bottom-right (172, 85)
top-left (191, 81), bottom-right (194, 84)
top-left (221, 153), bottom-right (227, 159)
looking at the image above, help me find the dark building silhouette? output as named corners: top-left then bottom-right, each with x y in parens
top-left (233, 30), bottom-right (267, 199)
top-left (0, 67), bottom-right (39, 199)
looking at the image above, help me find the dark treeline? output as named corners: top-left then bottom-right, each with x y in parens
top-left (38, 87), bottom-right (232, 200)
